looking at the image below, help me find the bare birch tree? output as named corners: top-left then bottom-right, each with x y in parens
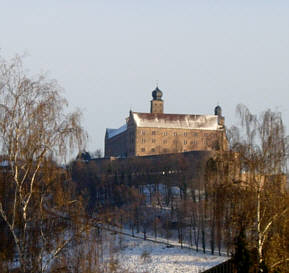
top-left (0, 55), bottom-right (87, 273)
top-left (228, 104), bottom-right (289, 272)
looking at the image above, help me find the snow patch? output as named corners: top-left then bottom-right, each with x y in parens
top-left (115, 233), bottom-right (228, 273)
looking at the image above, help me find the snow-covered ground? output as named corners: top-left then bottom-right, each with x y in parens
top-left (7, 226), bottom-right (228, 273)
top-left (118, 235), bottom-right (228, 273)
top-left (103, 230), bottom-right (229, 273)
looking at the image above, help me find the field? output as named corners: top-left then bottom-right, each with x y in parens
top-left (97, 228), bottom-right (229, 273)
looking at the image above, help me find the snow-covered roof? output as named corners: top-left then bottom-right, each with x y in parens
top-left (106, 112), bottom-right (221, 140)
top-left (106, 124), bottom-right (127, 139)
top-left (132, 112), bottom-right (220, 130)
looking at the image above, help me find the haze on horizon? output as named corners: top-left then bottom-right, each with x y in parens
top-left (1, 0), bottom-right (288, 153)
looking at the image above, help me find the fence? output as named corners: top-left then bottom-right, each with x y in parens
top-left (202, 258), bottom-right (235, 273)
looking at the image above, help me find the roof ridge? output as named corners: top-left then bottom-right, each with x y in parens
top-left (133, 112), bottom-right (215, 117)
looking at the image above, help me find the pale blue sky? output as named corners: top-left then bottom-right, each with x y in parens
top-left (1, 0), bottom-right (289, 153)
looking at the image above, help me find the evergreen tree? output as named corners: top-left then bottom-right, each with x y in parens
top-left (233, 228), bottom-right (253, 273)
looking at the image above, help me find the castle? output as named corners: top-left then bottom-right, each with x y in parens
top-left (105, 87), bottom-right (228, 158)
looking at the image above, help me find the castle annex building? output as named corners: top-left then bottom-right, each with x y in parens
top-left (105, 87), bottom-right (228, 158)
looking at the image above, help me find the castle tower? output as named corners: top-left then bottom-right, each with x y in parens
top-left (214, 105), bottom-right (225, 127)
top-left (150, 86), bottom-right (164, 114)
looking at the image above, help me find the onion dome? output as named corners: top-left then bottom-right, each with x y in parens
top-left (152, 86), bottom-right (163, 100)
top-left (214, 105), bottom-right (222, 116)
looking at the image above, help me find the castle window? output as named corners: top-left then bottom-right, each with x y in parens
top-left (173, 132), bottom-right (177, 136)
top-left (141, 148), bottom-right (145, 152)
top-left (184, 132), bottom-right (187, 136)
top-left (152, 139), bottom-right (156, 143)
top-left (141, 130), bottom-right (145, 135)
top-left (141, 138), bottom-right (146, 143)
top-left (163, 148), bottom-right (168, 153)
top-left (151, 148), bottom-right (155, 152)
top-left (163, 139), bottom-right (167, 144)
top-left (152, 131), bottom-right (156, 135)
top-left (193, 132), bottom-right (198, 137)
top-left (184, 140), bottom-right (187, 145)
top-left (163, 132), bottom-right (168, 136)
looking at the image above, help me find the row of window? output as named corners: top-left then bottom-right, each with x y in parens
top-left (141, 130), bottom-right (204, 137)
top-left (140, 148), bottom-right (196, 153)
top-left (140, 139), bottom-right (202, 145)
top-left (141, 148), bottom-right (169, 153)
